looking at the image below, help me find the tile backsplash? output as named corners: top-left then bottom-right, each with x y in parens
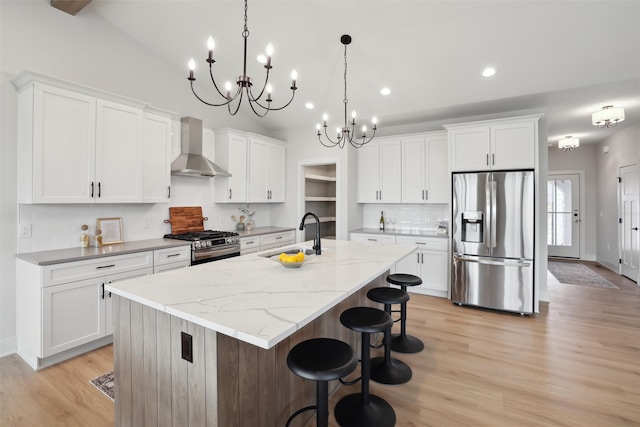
top-left (363, 204), bottom-right (449, 233)
top-left (17, 177), bottom-right (272, 253)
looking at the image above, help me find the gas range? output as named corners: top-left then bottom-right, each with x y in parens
top-left (164, 230), bottom-right (241, 265)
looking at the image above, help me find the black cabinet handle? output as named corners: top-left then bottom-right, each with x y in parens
top-left (90, 182), bottom-right (94, 198)
top-left (98, 182), bottom-right (101, 198)
top-left (168, 186), bottom-right (171, 198)
top-left (96, 264), bottom-right (115, 269)
top-left (101, 283), bottom-right (105, 299)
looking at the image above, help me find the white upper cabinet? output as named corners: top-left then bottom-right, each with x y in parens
top-left (13, 71), bottom-right (172, 204)
top-left (142, 112), bottom-right (172, 202)
top-left (95, 100), bottom-right (143, 203)
top-left (401, 131), bottom-right (449, 204)
top-left (248, 135), bottom-right (286, 203)
top-left (357, 137), bottom-right (402, 203)
top-left (214, 128), bottom-right (248, 203)
top-left (446, 115), bottom-right (542, 172)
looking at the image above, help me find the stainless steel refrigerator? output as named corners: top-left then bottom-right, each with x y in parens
top-left (451, 170), bottom-right (535, 314)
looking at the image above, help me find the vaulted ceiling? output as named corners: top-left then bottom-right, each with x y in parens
top-left (74, 0), bottom-right (639, 145)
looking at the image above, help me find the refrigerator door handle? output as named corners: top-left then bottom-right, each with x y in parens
top-left (453, 253), bottom-right (531, 268)
top-left (485, 175), bottom-right (492, 250)
top-left (490, 179), bottom-right (497, 250)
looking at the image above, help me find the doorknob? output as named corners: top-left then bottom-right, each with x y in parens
top-left (633, 227), bottom-right (639, 231)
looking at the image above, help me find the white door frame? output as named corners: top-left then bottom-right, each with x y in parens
top-left (547, 170), bottom-right (586, 259)
top-left (618, 163), bottom-right (639, 282)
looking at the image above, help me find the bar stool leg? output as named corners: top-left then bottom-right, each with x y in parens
top-left (317, 380), bottom-right (328, 427)
top-left (370, 303), bottom-right (411, 385)
top-left (334, 331), bottom-right (396, 427)
top-left (390, 285), bottom-right (424, 354)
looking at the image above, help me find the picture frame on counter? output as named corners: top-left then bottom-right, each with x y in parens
top-left (97, 217), bottom-right (123, 244)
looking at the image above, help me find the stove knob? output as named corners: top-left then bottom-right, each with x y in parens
top-left (194, 242), bottom-right (201, 249)
top-left (207, 241), bottom-right (212, 247)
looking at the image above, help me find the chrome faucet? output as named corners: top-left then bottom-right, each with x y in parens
top-left (299, 212), bottom-right (322, 255)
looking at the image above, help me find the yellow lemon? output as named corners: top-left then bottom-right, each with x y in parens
top-left (296, 252), bottom-right (304, 262)
top-left (279, 253), bottom-right (287, 261)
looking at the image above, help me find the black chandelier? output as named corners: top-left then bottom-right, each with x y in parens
top-left (317, 35), bottom-right (378, 149)
top-left (187, 0), bottom-right (297, 117)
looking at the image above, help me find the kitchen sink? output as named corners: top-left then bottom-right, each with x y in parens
top-left (258, 248), bottom-right (316, 258)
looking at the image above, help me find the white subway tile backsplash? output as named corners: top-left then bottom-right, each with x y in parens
top-left (363, 203), bottom-right (449, 232)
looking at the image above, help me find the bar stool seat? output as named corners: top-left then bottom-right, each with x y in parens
top-left (286, 338), bottom-right (358, 427)
top-left (386, 273), bottom-right (424, 353)
top-left (366, 287), bottom-right (412, 385)
top-left (335, 307), bottom-right (396, 427)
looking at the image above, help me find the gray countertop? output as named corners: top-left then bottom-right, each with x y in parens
top-left (15, 239), bottom-right (192, 266)
top-left (350, 228), bottom-right (448, 238)
top-left (236, 226), bottom-right (296, 238)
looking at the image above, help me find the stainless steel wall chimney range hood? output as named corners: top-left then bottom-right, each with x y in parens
top-left (171, 117), bottom-right (231, 178)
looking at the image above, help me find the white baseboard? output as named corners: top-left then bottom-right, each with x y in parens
top-left (0, 336), bottom-right (17, 358)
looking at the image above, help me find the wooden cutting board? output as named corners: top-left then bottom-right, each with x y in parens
top-left (167, 207), bottom-right (207, 234)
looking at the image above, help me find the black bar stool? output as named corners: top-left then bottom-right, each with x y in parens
top-left (366, 287), bottom-right (412, 385)
top-left (286, 338), bottom-right (358, 427)
top-left (386, 273), bottom-right (424, 353)
top-left (335, 306), bottom-right (396, 427)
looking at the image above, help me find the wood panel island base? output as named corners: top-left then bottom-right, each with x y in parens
top-left (107, 240), bottom-right (416, 427)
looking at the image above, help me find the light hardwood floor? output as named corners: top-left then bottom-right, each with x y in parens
top-left (1, 261), bottom-right (638, 426)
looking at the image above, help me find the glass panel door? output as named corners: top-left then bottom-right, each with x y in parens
top-left (547, 174), bottom-right (580, 258)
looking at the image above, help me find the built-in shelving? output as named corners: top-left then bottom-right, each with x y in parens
top-left (303, 164), bottom-right (337, 241)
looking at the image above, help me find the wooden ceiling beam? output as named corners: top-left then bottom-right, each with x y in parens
top-left (51, 0), bottom-right (92, 16)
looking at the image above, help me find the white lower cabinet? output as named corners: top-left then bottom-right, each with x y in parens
top-left (16, 246), bottom-right (191, 370)
top-left (395, 236), bottom-right (448, 297)
top-left (42, 267), bottom-right (152, 357)
top-left (241, 230), bottom-right (296, 255)
top-left (350, 232), bottom-right (449, 298)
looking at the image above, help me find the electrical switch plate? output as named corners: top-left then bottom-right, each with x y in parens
top-left (181, 332), bottom-right (193, 363)
top-left (19, 224), bottom-right (32, 238)
top-left (143, 218), bottom-right (151, 229)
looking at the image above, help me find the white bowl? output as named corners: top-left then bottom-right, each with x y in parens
top-left (270, 255), bottom-right (305, 269)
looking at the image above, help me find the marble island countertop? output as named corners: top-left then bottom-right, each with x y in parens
top-left (106, 239), bottom-right (416, 349)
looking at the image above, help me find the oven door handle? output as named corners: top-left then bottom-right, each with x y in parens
top-left (193, 245), bottom-right (240, 263)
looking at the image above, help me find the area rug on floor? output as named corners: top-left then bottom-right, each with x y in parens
top-left (548, 261), bottom-right (619, 289)
top-left (90, 371), bottom-right (114, 401)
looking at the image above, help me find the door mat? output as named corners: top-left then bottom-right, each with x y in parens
top-left (89, 371), bottom-right (114, 401)
top-left (548, 262), bottom-right (619, 289)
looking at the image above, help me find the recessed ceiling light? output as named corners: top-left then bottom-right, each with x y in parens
top-left (380, 87), bottom-right (391, 96)
top-left (305, 102), bottom-right (314, 109)
top-left (482, 67), bottom-right (496, 77)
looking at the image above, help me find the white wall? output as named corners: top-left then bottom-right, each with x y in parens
top-left (596, 122), bottom-right (640, 272)
top-left (548, 143), bottom-right (599, 260)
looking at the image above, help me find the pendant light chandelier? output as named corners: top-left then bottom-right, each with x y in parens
top-left (558, 136), bottom-right (579, 151)
top-left (187, 0), bottom-right (297, 117)
top-left (592, 105), bottom-right (625, 128)
top-left (317, 35), bottom-right (378, 149)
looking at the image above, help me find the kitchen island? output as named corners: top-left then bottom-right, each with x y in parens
top-left (106, 239), bottom-right (416, 427)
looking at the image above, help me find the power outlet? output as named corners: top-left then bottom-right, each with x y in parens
top-left (181, 332), bottom-right (193, 363)
top-left (143, 219), bottom-right (151, 229)
top-left (19, 224), bottom-right (32, 238)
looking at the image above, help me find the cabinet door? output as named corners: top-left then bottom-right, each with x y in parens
top-left (142, 113), bottom-right (171, 202)
top-left (401, 136), bottom-right (427, 203)
top-left (379, 139), bottom-right (402, 203)
top-left (267, 143), bottom-right (286, 202)
top-left (357, 143), bottom-right (381, 203)
top-left (491, 121), bottom-right (535, 169)
top-left (419, 249), bottom-right (448, 292)
top-left (214, 132), bottom-right (248, 203)
top-left (426, 134), bottom-right (449, 203)
top-left (395, 251), bottom-right (420, 277)
top-left (95, 100), bottom-right (143, 203)
top-left (248, 138), bottom-right (269, 202)
top-left (42, 277), bottom-right (105, 357)
top-left (105, 268), bottom-right (153, 335)
top-left (449, 127), bottom-right (491, 172)
top-left (32, 84), bottom-right (96, 203)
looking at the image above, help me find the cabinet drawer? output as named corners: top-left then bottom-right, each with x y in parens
top-left (43, 251), bottom-right (153, 287)
top-left (350, 233), bottom-right (396, 244)
top-left (260, 231), bottom-right (295, 248)
top-left (396, 236), bottom-right (448, 251)
top-left (240, 237), bottom-right (261, 252)
top-left (154, 246), bottom-right (190, 266)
